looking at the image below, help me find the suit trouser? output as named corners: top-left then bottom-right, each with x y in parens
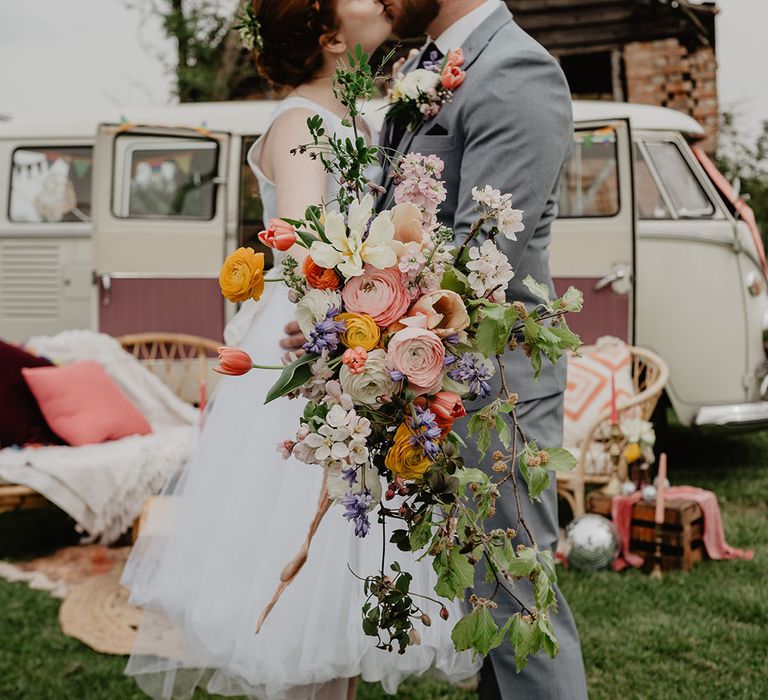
top-left (460, 391), bottom-right (589, 700)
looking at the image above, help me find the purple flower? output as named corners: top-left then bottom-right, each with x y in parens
top-left (342, 489), bottom-right (373, 538)
top-left (303, 307), bottom-right (346, 354)
top-left (408, 406), bottom-right (442, 458)
top-left (448, 352), bottom-right (493, 398)
top-left (421, 50), bottom-right (443, 72)
top-left (342, 467), bottom-right (358, 487)
top-left (388, 368), bottom-right (406, 382)
top-left (444, 354), bottom-right (458, 367)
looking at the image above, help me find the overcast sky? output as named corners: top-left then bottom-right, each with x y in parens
top-left (0, 0), bottom-right (766, 139)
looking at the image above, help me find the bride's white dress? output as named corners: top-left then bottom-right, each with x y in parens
top-left (121, 96), bottom-right (480, 700)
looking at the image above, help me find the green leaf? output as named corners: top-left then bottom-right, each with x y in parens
top-left (265, 353), bottom-right (316, 404)
top-left (522, 275), bottom-right (550, 303)
top-left (433, 547), bottom-right (475, 600)
top-left (553, 286), bottom-right (583, 313)
top-left (492, 615), bottom-right (516, 649)
top-left (295, 229), bottom-right (319, 248)
top-left (441, 267), bottom-right (472, 296)
top-left (533, 569), bottom-right (556, 610)
top-left (543, 447), bottom-right (578, 473)
top-left (527, 466), bottom-right (550, 501)
top-left (451, 606), bottom-right (499, 656)
top-left (508, 614), bottom-right (544, 672)
top-left (474, 304), bottom-right (519, 357)
top-left (409, 512), bottom-right (433, 551)
top-left (467, 413), bottom-right (492, 457)
top-left (495, 414), bottom-right (512, 449)
top-left (507, 546), bottom-right (538, 577)
top-left (537, 615), bottom-right (560, 658)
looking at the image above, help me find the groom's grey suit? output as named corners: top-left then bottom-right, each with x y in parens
top-left (379, 4), bottom-right (588, 698)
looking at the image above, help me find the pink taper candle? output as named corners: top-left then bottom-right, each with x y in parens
top-left (655, 453), bottom-right (668, 524)
top-left (610, 374), bottom-right (618, 424)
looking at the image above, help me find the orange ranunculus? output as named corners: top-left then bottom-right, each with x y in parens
top-left (215, 346), bottom-right (253, 376)
top-left (258, 218), bottom-right (297, 251)
top-left (336, 312), bottom-right (381, 351)
top-left (219, 247), bottom-right (265, 302)
top-left (385, 423), bottom-right (431, 481)
top-left (429, 391), bottom-right (467, 436)
top-left (302, 255), bottom-right (341, 290)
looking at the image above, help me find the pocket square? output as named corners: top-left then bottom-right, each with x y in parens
top-left (425, 123), bottom-right (449, 136)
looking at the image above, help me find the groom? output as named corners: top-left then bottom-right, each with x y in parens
top-left (379, 1), bottom-right (589, 698)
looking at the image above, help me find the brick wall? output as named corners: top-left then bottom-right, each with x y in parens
top-left (624, 38), bottom-right (718, 153)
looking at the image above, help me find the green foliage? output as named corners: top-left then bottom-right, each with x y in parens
top-left (717, 112), bottom-right (768, 241)
top-left (433, 548), bottom-right (475, 600)
top-left (265, 353), bottom-right (316, 403)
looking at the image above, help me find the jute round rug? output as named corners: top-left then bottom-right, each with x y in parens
top-left (58, 567), bottom-right (141, 655)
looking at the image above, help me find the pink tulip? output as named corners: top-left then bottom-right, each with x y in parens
top-left (441, 64), bottom-right (465, 91)
top-left (446, 48), bottom-right (465, 68)
top-left (430, 392), bottom-right (467, 436)
top-left (258, 218), bottom-right (297, 252)
top-left (342, 346), bottom-right (368, 375)
top-left (215, 346), bottom-right (253, 376)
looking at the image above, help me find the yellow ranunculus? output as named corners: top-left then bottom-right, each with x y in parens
top-left (623, 442), bottom-right (643, 464)
top-left (219, 247), bottom-right (265, 303)
top-left (385, 423), bottom-right (431, 481)
top-left (337, 312), bottom-right (381, 351)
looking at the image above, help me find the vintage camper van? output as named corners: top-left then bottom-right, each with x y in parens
top-left (0, 100), bottom-right (766, 428)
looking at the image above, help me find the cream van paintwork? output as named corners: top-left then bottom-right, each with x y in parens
top-left (0, 100), bottom-right (766, 427)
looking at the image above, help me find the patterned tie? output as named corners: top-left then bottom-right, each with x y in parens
top-left (385, 42), bottom-right (445, 152)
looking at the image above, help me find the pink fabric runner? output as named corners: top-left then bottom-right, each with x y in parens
top-left (610, 486), bottom-right (754, 571)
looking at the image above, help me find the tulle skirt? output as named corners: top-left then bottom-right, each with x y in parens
top-left (121, 284), bottom-right (480, 699)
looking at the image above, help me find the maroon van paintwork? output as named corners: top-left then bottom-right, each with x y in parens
top-left (553, 276), bottom-right (630, 345)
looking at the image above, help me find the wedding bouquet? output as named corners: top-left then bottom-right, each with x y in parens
top-left (217, 48), bottom-right (582, 669)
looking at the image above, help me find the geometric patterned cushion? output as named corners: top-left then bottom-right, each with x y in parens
top-left (563, 336), bottom-right (636, 447)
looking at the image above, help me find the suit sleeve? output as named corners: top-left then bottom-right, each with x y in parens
top-left (453, 50), bottom-right (573, 269)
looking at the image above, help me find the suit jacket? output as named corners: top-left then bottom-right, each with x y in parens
top-left (379, 4), bottom-right (573, 402)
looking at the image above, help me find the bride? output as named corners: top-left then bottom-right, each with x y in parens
top-left (121, 1), bottom-right (480, 698)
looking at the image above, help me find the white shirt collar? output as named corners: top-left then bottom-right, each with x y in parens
top-left (431, 0), bottom-right (502, 55)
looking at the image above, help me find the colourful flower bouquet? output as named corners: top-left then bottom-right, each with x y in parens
top-left (217, 49), bottom-right (583, 668)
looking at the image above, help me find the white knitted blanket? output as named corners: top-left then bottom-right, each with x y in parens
top-left (0, 331), bottom-right (199, 543)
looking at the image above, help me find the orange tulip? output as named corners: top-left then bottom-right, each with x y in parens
top-left (215, 346), bottom-right (253, 376)
top-left (258, 218), bottom-right (297, 252)
top-left (429, 391), bottom-right (467, 436)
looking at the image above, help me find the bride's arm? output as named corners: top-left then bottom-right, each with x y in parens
top-left (263, 108), bottom-right (328, 263)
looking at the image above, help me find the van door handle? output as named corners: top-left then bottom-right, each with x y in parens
top-left (594, 266), bottom-right (629, 292)
top-left (100, 272), bottom-right (112, 306)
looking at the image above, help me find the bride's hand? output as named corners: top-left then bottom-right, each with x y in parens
top-left (280, 321), bottom-right (306, 364)
top-left (392, 48), bottom-right (419, 78)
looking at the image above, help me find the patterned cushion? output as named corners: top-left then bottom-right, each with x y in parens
top-left (564, 337), bottom-right (636, 447)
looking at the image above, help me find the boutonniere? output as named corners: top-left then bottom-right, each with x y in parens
top-left (387, 48), bottom-right (466, 132)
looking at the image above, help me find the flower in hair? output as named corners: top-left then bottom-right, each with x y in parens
top-left (234, 3), bottom-right (264, 52)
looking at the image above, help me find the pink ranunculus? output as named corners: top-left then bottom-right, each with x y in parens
top-left (258, 218), bottom-right (297, 251)
top-left (387, 327), bottom-right (445, 396)
top-left (342, 346), bottom-right (368, 375)
top-left (407, 290), bottom-right (469, 337)
top-left (441, 64), bottom-right (465, 91)
top-left (341, 266), bottom-right (411, 328)
top-left (215, 346), bottom-right (253, 376)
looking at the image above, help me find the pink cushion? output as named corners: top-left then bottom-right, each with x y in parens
top-left (564, 338), bottom-right (636, 446)
top-left (22, 360), bottom-right (152, 446)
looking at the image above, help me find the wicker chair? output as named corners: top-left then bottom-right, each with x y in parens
top-left (0, 333), bottom-right (220, 518)
top-left (556, 346), bottom-right (669, 518)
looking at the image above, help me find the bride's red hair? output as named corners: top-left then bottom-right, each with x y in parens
top-left (251, 0), bottom-right (339, 88)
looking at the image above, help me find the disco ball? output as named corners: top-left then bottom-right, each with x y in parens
top-left (566, 514), bottom-right (619, 571)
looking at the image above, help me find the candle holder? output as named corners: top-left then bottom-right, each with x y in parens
top-left (650, 522), bottom-right (664, 578)
top-left (601, 422), bottom-right (624, 496)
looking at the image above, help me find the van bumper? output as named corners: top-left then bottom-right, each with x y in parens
top-left (695, 401), bottom-right (768, 428)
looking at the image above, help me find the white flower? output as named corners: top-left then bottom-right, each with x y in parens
top-left (497, 206), bottom-right (525, 240)
top-left (472, 185), bottom-right (511, 210)
top-left (400, 69), bottom-right (441, 100)
top-left (620, 418), bottom-right (656, 447)
top-left (466, 239), bottom-right (514, 298)
top-left (295, 289), bottom-right (342, 338)
top-left (309, 194), bottom-right (399, 278)
top-left (340, 349), bottom-right (397, 407)
top-left (472, 186), bottom-right (525, 241)
top-left (301, 351), bottom-right (334, 401)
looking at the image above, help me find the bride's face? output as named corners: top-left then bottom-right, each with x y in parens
top-left (333, 0), bottom-right (392, 55)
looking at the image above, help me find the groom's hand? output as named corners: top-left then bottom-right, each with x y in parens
top-left (280, 321), bottom-right (306, 364)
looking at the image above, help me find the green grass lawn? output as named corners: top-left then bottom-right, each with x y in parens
top-left (1, 418), bottom-right (766, 699)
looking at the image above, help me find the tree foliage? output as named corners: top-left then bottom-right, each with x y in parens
top-left (716, 112), bottom-right (768, 240)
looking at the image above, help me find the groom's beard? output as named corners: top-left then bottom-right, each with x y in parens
top-left (389, 0), bottom-right (441, 39)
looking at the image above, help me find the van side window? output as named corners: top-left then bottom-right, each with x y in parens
top-left (644, 141), bottom-right (714, 218)
top-left (558, 128), bottom-right (620, 218)
top-left (115, 137), bottom-right (217, 220)
top-left (9, 146), bottom-right (92, 223)
top-left (633, 144), bottom-right (671, 219)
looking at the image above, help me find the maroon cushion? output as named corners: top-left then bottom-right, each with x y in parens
top-left (0, 340), bottom-right (64, 447)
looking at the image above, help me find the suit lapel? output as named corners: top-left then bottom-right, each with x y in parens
top-left (379, 5), bottom-right (514, 207)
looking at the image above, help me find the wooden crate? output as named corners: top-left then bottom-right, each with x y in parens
top-left (0, 485), bottom-right (49, 514)
top-left (587, 491), bottom-right (705, 571)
